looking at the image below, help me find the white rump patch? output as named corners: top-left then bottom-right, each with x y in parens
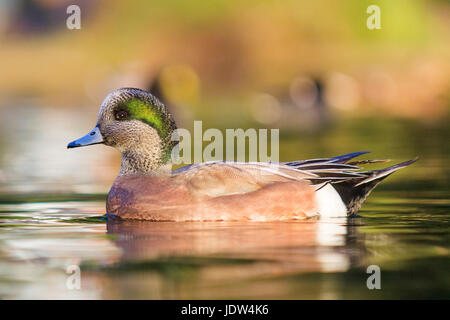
top-left (315, 184), bottom-right (347, 217)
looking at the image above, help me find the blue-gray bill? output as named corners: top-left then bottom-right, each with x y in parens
top-left (67, 126), bottom-right (104, 148)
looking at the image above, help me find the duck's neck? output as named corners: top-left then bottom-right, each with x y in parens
top-left (119, 150), bottom-right (172, 176)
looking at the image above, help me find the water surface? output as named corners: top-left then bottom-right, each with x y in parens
top-left (0, 106), bottom-right (448, 299)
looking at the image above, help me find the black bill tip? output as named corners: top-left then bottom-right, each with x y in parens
top-left (67, 141), bottom-right (81, 149)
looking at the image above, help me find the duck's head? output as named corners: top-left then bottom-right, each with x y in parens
top-left (68, 88), bottom-right (177, 175)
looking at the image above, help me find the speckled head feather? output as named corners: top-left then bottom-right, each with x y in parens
top-left (96, 88), bottom-right (177, 175)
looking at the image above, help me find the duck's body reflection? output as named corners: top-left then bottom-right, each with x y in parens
top-left (101, 217), bottom-right (370, 298)
top-left (106, 217), bottom-right (366, 275)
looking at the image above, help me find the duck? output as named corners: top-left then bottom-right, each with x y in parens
top-left (67, 88), bottom-right (417, 221)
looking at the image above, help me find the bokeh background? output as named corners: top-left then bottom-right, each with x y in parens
top-left (0, 0), bottom-right (449, 193)
top-left (0, 0), bottom-right (449, 299)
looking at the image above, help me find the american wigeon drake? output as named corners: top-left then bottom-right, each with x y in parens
top-left (68, 88), bottom-right (417, 221)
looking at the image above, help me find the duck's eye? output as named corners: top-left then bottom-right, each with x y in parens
top-left (115, 110), bottom-right (129, 120)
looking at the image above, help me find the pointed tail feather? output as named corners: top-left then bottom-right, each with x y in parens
top-left (348, 159), bottom-right (391, 165)
top-left (333, 157), bottom-right (418, 216)
top-left (285, 151), bottom-right (370, 167)
top-left (329, 151), bottom-right (371, 163)
top-left (354, 158), bottom-right (419, 187)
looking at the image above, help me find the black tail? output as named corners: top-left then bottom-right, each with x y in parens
top-left (332, 158), bottom-right (418, 216)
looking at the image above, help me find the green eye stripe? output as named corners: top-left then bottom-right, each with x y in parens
top-left (115, 96), bottom-right (176, 164)
top-left (124, 99), bottom-right (164, 134)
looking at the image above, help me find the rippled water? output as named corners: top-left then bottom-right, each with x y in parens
top-left (0, 105), bottom-right (448, 299)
